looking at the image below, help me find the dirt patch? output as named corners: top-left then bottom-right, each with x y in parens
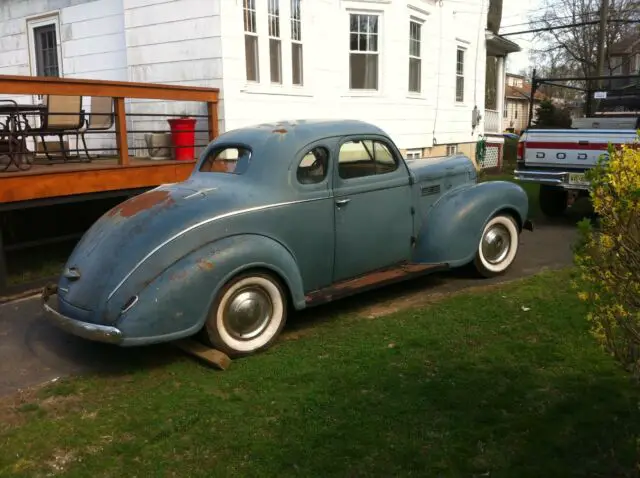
top-left (281, 274), bottom-right (540, 343)
top-left (355, 281), bottom-right (510, 319)
top-left (0, 381), bottom-right (84, 432)
top-left (46, 449), bottom-right (77, 474)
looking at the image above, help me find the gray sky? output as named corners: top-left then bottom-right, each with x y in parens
top-left (502, 0), bottom-right (546, 73)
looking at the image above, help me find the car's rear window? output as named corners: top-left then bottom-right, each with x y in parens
top-left (199, 146), bottom-right (252, 174)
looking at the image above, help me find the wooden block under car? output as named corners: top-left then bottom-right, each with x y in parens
top-left (175, 339), bottom-right (232, 371)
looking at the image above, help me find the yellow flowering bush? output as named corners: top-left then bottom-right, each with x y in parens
top-left (573, 132), bottom-right (640, 380)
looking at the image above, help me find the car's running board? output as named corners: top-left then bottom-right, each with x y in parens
top-left (304, 262), bottom-right (449, 307)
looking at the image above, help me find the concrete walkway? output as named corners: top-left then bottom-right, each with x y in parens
top-left (0, 219), bottom-right (578, 397)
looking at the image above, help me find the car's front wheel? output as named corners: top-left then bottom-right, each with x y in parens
top-left (473, 214), bottom-right (519, 278)
top-left (203, 271), bottom-right (288, 358)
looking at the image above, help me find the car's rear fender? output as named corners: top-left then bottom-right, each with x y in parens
top-left (412, 180), bottom-right (529, 267)
top-left (111, 234), bottom-right (306, 346)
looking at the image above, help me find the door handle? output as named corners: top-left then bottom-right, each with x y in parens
top-left (335, 198), bottom-right (351, 207)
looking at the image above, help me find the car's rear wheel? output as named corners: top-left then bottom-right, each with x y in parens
top-left (473, 214), bottom-right (519, 278)
top-left (203, 272), bottom-right (288, 358)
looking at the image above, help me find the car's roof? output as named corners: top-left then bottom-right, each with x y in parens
top-left (213, 119), bottom-right (389, 152)
top-left (195, 119), bottom-right (392, 186)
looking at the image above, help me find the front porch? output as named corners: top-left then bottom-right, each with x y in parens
top-left (482, 32), bottom-right (521, 169)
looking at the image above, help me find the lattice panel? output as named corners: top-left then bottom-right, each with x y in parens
top-left (483, 144), bottom-right (500, 169)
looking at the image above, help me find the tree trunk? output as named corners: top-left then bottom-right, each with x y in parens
top-left (487, 0), bottom-right (503, 33)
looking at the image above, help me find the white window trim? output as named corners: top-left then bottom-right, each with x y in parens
top-left (405, 149), bottom-right (422, 160)
top-left (26, 12), bottom-right (63, 78)
top-left (267, 0), bottom-right (283, 84)
top-left (407, 15), bottom-right (425, 97)
top-left (290, 0), bottom-right (303, 87)
top-left (455, 45), bottom-right (467, 105)
top-left (243, 0), bottom-right (260, 84)
top-left (343, 7), bottom-right (384, 97)
top-left (241, 0), bottom-right (313, 96)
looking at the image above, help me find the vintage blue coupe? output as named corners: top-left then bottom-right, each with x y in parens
top-left (42, 120), bottom-right (533, 357)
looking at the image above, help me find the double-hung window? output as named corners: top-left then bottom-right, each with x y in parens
top-left (290, 0), bottom-right (303, 86)
top-left (268, 0), bottom-right (282, 84)
top-left (408, 20), bottom-right (422, 93)
top-left (349, 13), bottom-right (379, 90)
top-left (456, 47), bottom-right (465, 102)
top-left (243, 0), bottom-right (259, 82)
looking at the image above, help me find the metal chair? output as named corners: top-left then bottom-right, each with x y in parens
top-left (30, 94), bottom-right (84, 162)
top-left (76, 96), bottom-right (115, 160)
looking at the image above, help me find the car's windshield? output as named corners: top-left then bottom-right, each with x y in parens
top-left (199, 146), bottom-right (252, 174)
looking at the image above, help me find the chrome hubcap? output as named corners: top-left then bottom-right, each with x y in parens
top-left (481, 224), bottom-right (511, 264)
top-left (223, 286), bottom-right (273, 341)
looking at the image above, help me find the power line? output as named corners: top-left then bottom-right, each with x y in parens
top-left (501, 19), bottom-right (640, 36)
top-left (500, 8), bottom-right (636, 29)
top-left (501, 13), bottom-right (598, 29)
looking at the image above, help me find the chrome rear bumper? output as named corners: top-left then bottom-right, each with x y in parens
top-left (514, 169), bottom-right (591, 190)
top-left (41, 284), bottom-right (124, 345)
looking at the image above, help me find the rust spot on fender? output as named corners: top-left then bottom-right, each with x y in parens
top-left (272, 128), bottom-right (288, 134)
top-left (197, 258), bottom-right (215, 271)
top-left (170, 270), bottom-right (188, 281)
top-left (107, 190), bottom-right (175, 218)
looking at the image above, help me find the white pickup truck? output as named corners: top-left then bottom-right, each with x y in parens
top-left (514, 116), bottom-right (639, 217)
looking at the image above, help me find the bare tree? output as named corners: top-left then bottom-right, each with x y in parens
top-left (487, 0), bottom-right (503, 33)
top-left (529, 0), bottom-right (639, 78)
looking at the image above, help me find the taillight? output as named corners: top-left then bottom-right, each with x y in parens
top-left (516, 141), bottom-right (525, 161)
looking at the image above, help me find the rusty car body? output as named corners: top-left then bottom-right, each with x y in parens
top-left (42, 119), bottom-right (533, 357)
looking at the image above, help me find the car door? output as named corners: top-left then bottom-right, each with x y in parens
top-left (332, 135), bottom-right (414, 283)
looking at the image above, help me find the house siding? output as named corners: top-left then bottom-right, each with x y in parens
top-left (121, 0), bottom-right (223, 156)
top-left (0, 0), bottom-right (126, 153)
top-left (0, 0), bottom-right (490, 157)
top-left (220, 0), bottom-right (487, 152)
top-left (504, 98), bottom-right (530, 133)
top-left (0, 0), bottom-right (126, 82)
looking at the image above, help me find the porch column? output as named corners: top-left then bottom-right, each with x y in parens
top-left (496, 55), bottom-right (505, 130)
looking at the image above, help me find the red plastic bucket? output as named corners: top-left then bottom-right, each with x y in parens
top-left (167, 117), bottom-right (197, 161)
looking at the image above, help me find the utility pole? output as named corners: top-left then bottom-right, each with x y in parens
top-left (595, 0), bottom-right (610, 87)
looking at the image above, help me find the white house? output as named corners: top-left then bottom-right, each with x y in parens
top-left (0, 0), bottom-right (519, 163)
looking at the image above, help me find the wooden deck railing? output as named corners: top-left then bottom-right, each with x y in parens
top-left (0, 75), bottom-right (221, 293)
top-left (0, 74), bottom-right (220, 167)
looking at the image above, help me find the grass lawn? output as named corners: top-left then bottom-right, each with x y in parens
top-left (1, 269), bottom-right (638, 477)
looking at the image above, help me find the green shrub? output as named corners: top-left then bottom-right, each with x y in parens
top-left (534, 99), bottom-right (572, 129)
top-left (573, 134), bottom-right (640, 380)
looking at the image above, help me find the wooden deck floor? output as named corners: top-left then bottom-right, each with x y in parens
top-left (0, 157), bottom-right (196, 204)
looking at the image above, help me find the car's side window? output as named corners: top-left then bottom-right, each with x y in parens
top-left (199, 146), bottom-right (251, 174)
top-left (373, 141), bottom-right (397, 174)
top-left (296, 146), bottom-right (330, 184)
top-left (338, 139), bottom-right (398, 179)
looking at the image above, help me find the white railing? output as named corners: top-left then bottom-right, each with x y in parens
top-left (484, 109), bottom-right (501, 133)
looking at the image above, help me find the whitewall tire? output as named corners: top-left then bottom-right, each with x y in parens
top-left (204, 272), bottom-right (288, 358)
top-left (473, 214), bottom-right (519, 278)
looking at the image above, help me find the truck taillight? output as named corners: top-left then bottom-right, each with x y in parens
top-left (517, 141), bottom-right (525, 160)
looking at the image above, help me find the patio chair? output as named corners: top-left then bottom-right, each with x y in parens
top-left (30, 94), bottom-right (84, 162)
top-left (76, 96), bottom-right (114, 160)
